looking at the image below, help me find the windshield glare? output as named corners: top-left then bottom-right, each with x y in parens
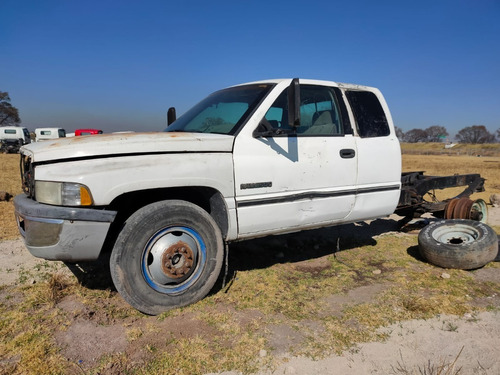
top-left (165, 84), bottom-right (273, 135)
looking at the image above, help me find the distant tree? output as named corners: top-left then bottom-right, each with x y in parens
top-left (0, 91), bottom-right (21, 126)
top-left (425, 125), bottom-right (448, 142)
top-left (394, 126), bottom-right (404, 141)
top-left (456, 125), bottom-right (495, 144)
top-left (497, 128), bottom-right (500, 142)
top-left (402, 128), bottom-right (428, 143)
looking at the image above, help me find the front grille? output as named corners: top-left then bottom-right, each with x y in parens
top-left (20, 153), bottom-right (35, 198)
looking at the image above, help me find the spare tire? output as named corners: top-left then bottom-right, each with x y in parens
top-left (418, 219), bottom-right (498, 270)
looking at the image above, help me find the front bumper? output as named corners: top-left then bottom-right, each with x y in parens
top-left (14, 194), bottom-right (117, 262)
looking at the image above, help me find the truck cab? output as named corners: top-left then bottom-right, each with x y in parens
top-left (14, 78), bottom-right (401, 314)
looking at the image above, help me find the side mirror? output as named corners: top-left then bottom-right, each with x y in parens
top-left (253, 119), bottom-right (289, 138)
top-left (253, 119), bottom-right (275, 138)
top-left (287, 78), bottom-right (300, 128)
top-left (167, 107), bottom-right (176, 125)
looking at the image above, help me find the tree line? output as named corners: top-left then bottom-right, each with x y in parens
top-left (2, 90), bottom-right (500, 143)
top-left (396, 125), bottom-right (500, 144)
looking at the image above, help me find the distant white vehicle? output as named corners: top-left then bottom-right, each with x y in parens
top-left (0, 126), bottom-right (31, 153)
top-left (66, 132), bottom-right (75, 137)
top-left (0, 126), bottom-right (31, 143)
top-left (35, 128), bottom-right (66, 141)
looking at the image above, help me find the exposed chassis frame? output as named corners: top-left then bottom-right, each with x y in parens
top-left (396, 171), bottom-right (485, 218)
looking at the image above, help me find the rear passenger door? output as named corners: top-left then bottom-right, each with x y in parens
top-left (233, 83), bottom-right (358, 237)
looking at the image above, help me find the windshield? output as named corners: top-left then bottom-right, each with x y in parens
top-left (165, 84), bottom-right (273, 135)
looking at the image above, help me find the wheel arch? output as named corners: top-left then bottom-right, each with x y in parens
top-left (111, 186), bottom-right (228, 236)
top-left (101, 186), bottom-right (229, 256)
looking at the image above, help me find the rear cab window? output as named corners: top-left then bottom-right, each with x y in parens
top-left (345, 91), bottom-right (390, 138)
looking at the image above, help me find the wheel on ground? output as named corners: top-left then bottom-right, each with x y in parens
top-left (110, 200), bottom-right (224, 315)
top-left (418, 219), bottom-right (498, 270)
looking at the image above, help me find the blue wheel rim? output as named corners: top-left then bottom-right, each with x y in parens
top-left (141, 226), bottom-right (207, 294)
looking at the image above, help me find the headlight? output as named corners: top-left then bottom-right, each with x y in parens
top-left (35, 181), bottom-right (93, 206)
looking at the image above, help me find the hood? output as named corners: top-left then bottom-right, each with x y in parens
top-left (21, 132), bottom-right (235, 162)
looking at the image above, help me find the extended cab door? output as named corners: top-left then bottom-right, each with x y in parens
top-left (342, 89), bottom-right (401, 222)
top-left (233, 82), bottom-right (358, 238)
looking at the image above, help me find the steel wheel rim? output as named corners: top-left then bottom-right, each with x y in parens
top-left (431, 224), bottom-right (479, 245)
top-left (141, 226), bottom-right (207, 294)
top-left (471, 199), bottom-right (488, 223)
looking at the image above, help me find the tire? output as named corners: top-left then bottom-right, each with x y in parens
top-left (110, 200), bottom-right (224, 315)
top-left (418, 219), bottom-right (498, 270)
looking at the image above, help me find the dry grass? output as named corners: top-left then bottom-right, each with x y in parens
top-left (401, 143), bottom-right (500, 206)
top-left (401, 142), bottom-right (500, 157)
top-left (4, 229), bottom-right (497, 374)
top-left (393, 347), bottom-right (464, 375)
top-left (402, 154), bottom-right (500, 203)
top-left (0, 202), bottom-right (18, 239)
top-left (1, 154), bottom-right (23, 240)
top-left (0, 154), bottom-right (22, 194)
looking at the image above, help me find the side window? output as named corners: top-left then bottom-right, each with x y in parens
top-left (264, 91), bottom-right (291, 131)
top-left (263, 85), bottom-right (345, 136)
top-left (298, 85), bottom-right (343, 135)
top-left (345, 91), bottom-right (390, 138)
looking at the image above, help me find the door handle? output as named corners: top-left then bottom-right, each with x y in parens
top-left (340, 149), bottom-right (355, 159)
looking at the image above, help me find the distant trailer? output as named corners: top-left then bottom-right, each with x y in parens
top-left (75, 129), bottom-right (103, 136)
top-left (35, 128), bottom-right (66, 141)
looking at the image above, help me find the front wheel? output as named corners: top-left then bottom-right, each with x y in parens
top-left (110, 200), bottom-right (224, 315)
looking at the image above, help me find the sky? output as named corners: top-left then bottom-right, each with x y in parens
top-left (1, 0), bottom-right (499, 137)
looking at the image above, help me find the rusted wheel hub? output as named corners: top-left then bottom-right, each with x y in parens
top-left (144, 227), bottom-right (203, 290)
top-left (444, 198), bottom-right (487, 223)
top-left (444, 198), bottom-right (459, 220)
top-left (161, 241), bottom-right (194, 279)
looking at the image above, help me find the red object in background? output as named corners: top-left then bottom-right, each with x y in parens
top-left (75, 129), bottom-right (103, 136)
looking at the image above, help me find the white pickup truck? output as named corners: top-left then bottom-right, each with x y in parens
top-left (13, 78), bottom-right (425, 314)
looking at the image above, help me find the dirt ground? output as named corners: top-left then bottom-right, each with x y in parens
top-left (213, 310), bottom-right (500, 375)
top-left (1, 208), bottom-right (499, 374)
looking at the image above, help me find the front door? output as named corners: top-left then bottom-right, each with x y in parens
top-left (233, 83), bottom-right (358, 238)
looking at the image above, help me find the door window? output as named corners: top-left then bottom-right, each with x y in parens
top-left (264, 85), bottom-right (345, 136)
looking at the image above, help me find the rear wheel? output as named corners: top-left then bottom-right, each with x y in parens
top-left (110, 200), bottom-right (224, 315)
